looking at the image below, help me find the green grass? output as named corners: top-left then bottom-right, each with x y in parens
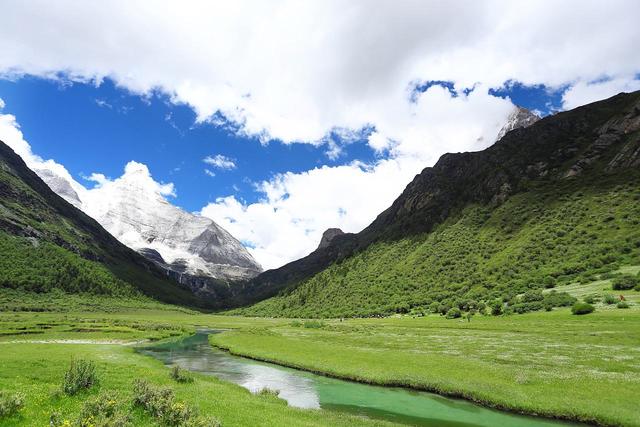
top-left (236, 172), bottom-right (640, 318)
top-left (0, 143), bottom-right (201, 306)
top-left (548, 265), bottom-right (640, 308)
top-left (211, 309), bottom-right (640, 426)
top-left (0, 297), bottom-right (390, 426)
top-left (2, 290), bottom-right (639, 425)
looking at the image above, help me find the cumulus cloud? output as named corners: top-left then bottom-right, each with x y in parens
top-left (0, 98), bottom-right (5, 110)
top-left (1, 1), bottom-right (639, 268)
top-left (562, 77), bottom-right (640, 110)
top-left (83, 172), bottom-right (110, 187)
top-left (201, 157), bottom-right (426, 269)
top-left (203, 154), bottom-right (236, 170)
top-left (0, 109), bottom-right (176, 212)
top-left (200, 86), bottom-right (515, 269)
top-left (0, 111), bottom-right (87, 199)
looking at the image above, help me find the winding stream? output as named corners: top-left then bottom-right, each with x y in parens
top-left (137, 331), bottom-right (578, 427)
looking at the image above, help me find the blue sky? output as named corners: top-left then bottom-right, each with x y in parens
top-left (0, 1), bottom-right (638, 268)
top-left (0, 77), bottom-right (566, 213)
top-left (0, 77), bottom-right (379, 212)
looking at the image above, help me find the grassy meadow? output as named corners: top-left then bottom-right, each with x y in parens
top-left (1, 286), bottom-right (639, 426)
top-left (211, 308), bottom-right (640, 426)
top-left (0, 292), bottom-right (389, 427)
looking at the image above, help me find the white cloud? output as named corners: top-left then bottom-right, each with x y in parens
top-left (1, 1), bottom-right (639, 268)
top-left (203, 154), bottom-right (236, 170)
top-left (94, 98), bottom-right (112, 109)
top-left (201, 87), bottom-right (513, 269)
top-left (1, 1), bottom-right (638, 145)
top-left (204, 169), bottom-right (216, 177)
top-left (0, 111), bottom-right (87, 200)
top-left (83, 172), bottom-right (110, 187)
top-left (0, 98), bottom-right (5, 110)
top-left (0, 109), bottom-right (176, 208)
top-left (562, 77), bottom-right (640, 110)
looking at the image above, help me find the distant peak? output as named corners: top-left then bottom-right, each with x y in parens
top-left (496, 106), bottom-right (540, 142)
top-left (317, 228), bottom-right (344, 249)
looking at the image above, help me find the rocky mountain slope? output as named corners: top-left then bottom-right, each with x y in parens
top-left (35, 162), bottom-right (261, 296)
top-left (231, 91), bottom-right (640, 315)
top-left (495, 106), bottom-right (540, 141)
top-left (0, 140), bottom-right (202, 306)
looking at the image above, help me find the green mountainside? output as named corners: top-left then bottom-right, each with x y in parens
top-left (235, 91), bottom-right (640, 317)
top-left (0, 140), bottom-right (201, 307)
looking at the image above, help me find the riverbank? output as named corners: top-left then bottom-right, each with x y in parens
top-left (209, 310), bottom-right (640, 427)
top-left (0, 299), bottom-right (390, 426)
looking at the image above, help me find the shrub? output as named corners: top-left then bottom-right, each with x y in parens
top-left (0, 391), bottom-right (25, 418)
top-left (62, 358), bottom-right (98, 395)
top-left (571, 302), bottom-right (595, 315)
top-left (617, 301), bottom-right (630, 309)
top-left (132, 379), bottom-right (215, 426)
top-left (445, 307), bottom-right (461, 319)
top-left (583, 295), bottom-right (595, 304)
top-left (490, 299), bottom-right (503, 316)
top-left (303, 321), bottom-right (324, 329)
top-left (428, 301), bottom-right (439, 313)
top-left (170, 366), bottom-right (194, 384)
top-left (77, 391), bottom-right (131, 427)
top-left (611, 275), bottom-right (639, 290)
top-left (603, 294), bottom-right (617, 304)
top-left (543, 291), bottom-right (576, 308)
top-left (257, 388), bottom-right (280, 398)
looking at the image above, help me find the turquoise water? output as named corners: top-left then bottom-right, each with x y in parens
top-left (137, 332), bottom-right (580, 427)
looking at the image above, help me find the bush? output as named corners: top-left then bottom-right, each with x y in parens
top-left (303, 321), bottom-right (324, 329)
top-left (617, 301), bottom-right (630, 309)
top-left (583, 295), bottom-right (595, 304)
top-left (428, 301), bottom-right (439, 313)
top-left (611, 275), bottom-right (639, 290)
top-left (490, 299), bottom-right (503, 316)
top-left (62, 358), bottom-right (98, 395)
top-left (170, 366), bottom-right (194, 383)
top-left (132, 379), bottom-right (216, 426)
top-left (445, 307), bottom-right (461, 319)
top-left (571, 302), bottom-right (595, 315)
top-left (543, 291), bottom-right (576, 308)
top-left (603, 294), bottom-right (617, 304)
top-left (257, 388), bottom-right (280, 398)
top-left (0, 391), bottom-right (25, 418)
top-left (77, 391), bottom-right (131, 427)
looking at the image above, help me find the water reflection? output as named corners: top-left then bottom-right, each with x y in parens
top-left (137, 332), bottom-right (579, 427)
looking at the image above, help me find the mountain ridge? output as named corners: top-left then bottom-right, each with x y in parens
top-left (231, 91), bottom-right (640, 312)
top-left (34, 161), bottom-right (262, 296)
top-left (0, 139), bottom-right (204, 306)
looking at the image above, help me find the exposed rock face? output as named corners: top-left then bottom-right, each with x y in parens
top-left (234, 91), bottom-right (640, 307)
top-left (0, 140), bottom-right (201, 307)
top-left (496, 107), bottom-right (540, 141)
top-left (35, 163), bottom-right (262, 289)
top-left (33, 168), bottom-right (82, 208)
top-left (317, 228), bottom-right (344, 249)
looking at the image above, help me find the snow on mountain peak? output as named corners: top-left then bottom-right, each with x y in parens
top-left (495, 106), bottom-right (540, 142)
top-left (35, 161), bottom-right (262, 283)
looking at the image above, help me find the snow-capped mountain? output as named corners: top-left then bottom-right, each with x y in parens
top-left (33, 167), bottom-right (83, 208)
top-left (496, 107), bottom-right (540, 141)
top-left (35, 162), bottom-right (262, 285)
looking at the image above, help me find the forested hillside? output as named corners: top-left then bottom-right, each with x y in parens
top-left (0, 140), bottom-right (201, 306)
top-left (236, 91), bottom-right (640, 317)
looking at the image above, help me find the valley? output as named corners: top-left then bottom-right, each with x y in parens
top-left (0, 290), bottom-right (638, 426)
top-left (1, 83), bottom-right (639, 425)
